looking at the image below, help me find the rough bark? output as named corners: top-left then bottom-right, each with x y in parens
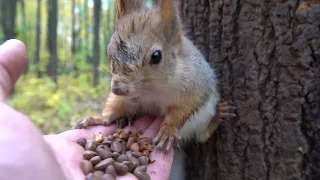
top-left (93, 0), bottom-right (101, 86)
top-left (35, 0), bottom-right (42, 77)
top-left (46, 0), bottom-right (58, 82)
top-left (179, 0), bottom-right (320, 180)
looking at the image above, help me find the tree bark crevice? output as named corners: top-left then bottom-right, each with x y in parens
top-left (180, 1), bottom-right (319, 180)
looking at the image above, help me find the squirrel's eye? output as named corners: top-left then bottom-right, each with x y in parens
top-left (150, 50), bottom-right (162, 65)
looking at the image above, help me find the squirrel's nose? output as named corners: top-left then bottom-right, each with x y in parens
top-left (112, 86), bottom-right (127, 96)
top-left (111, 82), bottom-right (128, 96)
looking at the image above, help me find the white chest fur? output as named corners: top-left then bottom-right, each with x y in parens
top-left (179, 92), bottom-right (220, 142)
top-left (125, 88), bottom-right (220, 143)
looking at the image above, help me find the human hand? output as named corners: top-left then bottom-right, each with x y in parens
top-left (0, 39), bottom-right (69, 180)
top-left (0, 39), bottom-right (174, 180)
top-left (45, 116), bottom-right (174, 180)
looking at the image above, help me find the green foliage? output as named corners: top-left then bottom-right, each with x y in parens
top-left (8, 72), bottom-right (110, 134)
top-left (4, 0), bottom-right (117, 134)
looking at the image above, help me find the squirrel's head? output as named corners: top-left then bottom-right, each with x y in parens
top-left (107, 0), bottom-right (182, 98)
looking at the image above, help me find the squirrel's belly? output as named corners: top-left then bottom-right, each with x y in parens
top-left (179, 91), bottom-right (220, 142)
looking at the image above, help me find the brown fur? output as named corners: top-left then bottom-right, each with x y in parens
top-left (74, 0), bottom-right (235, 157)
top-left (102, 92), bottom-right (127, 121)
top-left (116, 0), bottom-right (144, 21)
top-left (156, 91), bottom-right (205, 138)
top-left (296, 0), bottom-right (320, 14)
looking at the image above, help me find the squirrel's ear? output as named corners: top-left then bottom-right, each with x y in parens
top-left (116, 0), bottom-right (144, 21)
top-left (159, 0), bottom-right (181, 44)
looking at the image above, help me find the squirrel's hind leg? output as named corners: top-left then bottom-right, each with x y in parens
top-left (197, 102), bottom-right (236, 143)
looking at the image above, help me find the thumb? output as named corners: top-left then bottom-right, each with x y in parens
top-left (0, 39), bottom-right (28, 103)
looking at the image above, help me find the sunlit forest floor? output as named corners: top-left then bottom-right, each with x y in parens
top-left (8, 72), bottom-right (110, 134)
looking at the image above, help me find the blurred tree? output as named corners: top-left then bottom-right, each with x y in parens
top-left (71, 0), bottom-right (76, 55)
top-left (35, 0), bottom-right (42, 77)
top-left (152, 0), bottom-right (158, 6)
top-left (19, 0), bottom-right (28, 73)
top-left (19, 0), bottom-right (26, 33)
top-left (71, 0), bottom-right (79, 74)
top-left (1, 0), bottom-right (18, 41)
top-left (47, 0), bottom-right (58, 82)
top-left (104, 0), bottom-right (114, 64)
top-left (93, 0), bottom-right (101, 86)
top-left (83, 0), bottom-right (90, 63)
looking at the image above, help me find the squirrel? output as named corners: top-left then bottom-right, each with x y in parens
top-left (74, 0), bottom-right (236, 178)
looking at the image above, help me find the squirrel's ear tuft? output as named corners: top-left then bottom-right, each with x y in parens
top-left (159, 0), bottom-right (181, 45)
top-left (116, 0), bottom-right (144, 21)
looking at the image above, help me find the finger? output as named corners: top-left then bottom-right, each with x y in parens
top-left (87, 124), bottom-right (117, 136)
top-left (142, 117), bottom-right (174, 180)
top-left (124, 116), bottom-right (155, 132)
top-left (142, 117), bottom-right (164, 138)
top-left (62, 115), bottom-right (156, 142)
top-left (58, 124), bottom-right (117, 142)
top-left (43, 135), bottom-right (84, 180)
top-left (0, 104), bottom-right (70, 180)
top-left (60, 115), bottom-right (155, 143)
top-left (0, 39), bottom-right (28, 102)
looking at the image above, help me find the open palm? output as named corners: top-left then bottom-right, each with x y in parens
top-left (44, 116), bottom-right (174, 180)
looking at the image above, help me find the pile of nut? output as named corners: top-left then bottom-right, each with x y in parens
top-left (76, 129), bottom-right (154, 180)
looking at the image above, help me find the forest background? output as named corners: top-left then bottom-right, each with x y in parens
top-left (0, 0), bottom-right (152, 134)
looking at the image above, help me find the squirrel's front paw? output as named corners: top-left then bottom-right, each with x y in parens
top-left (73, 116), bottom-right (91, 129)
top-left (116, 115), bottom-right (135, 129)
top-left (72, 114), bottom-right (113, 129)
top-left (152, 124), bottom-right (182, 154)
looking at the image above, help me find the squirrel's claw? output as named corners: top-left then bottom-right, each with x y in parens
top-left (73, 116), bottom-right (93, 129)
top-left (116, 117), bottom-right (126, 129)
top-left (152, 125), bottom-right (181, 154)
top-left (173, 137), bottom-right (182, 150)
top-left (115, 115), bottom-right (135, 129)
top-left (217, 101), bottom-right (237, 116)
top-left (72, 115), bottom-right (113, 129)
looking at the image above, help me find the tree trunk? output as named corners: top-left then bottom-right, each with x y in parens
top-left (93, 0), bottom-right (101, 86)
top-left (19, 0), bottom-right (25, 32)
top-left (35, 0), bottom-right (42, 78)
top-left (179, 0), bottom-right (320, 180)
top-left (19, 0), bottom-right (28, 73)
top-left (84, 0), bottom-right (90, 63)
top-left (71, 0), bottom-right (79, 74)
top-left (1, 0), bottom-right (18, 41)
top-left (104, 0), bottom-right (114, 64)
top-left (46, 0), bottom-right (58, 82)
top-left (71, 0), bottom-right (76, 55)
top-left (152, 0), bottom-right (159, 6)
